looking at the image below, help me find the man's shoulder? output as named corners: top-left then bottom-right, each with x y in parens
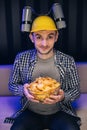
top-left (56, 50), bottom-right (74, 61)
top-left (16, 49), bottom-right (36, 57)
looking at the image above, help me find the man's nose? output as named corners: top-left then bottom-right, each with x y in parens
top-left (42, 39), bottom-right (47, 46)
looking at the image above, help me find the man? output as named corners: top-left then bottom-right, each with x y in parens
top-left (9, 15), bottom-right (81, 130)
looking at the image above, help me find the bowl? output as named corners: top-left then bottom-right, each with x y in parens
top-left (27, 77), bottom-right (60, 102)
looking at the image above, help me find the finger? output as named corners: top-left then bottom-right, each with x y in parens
top-left (24, 83), bottom-right (30, 88)
top-left (31, 99), bottom-right (39, 103)
top-left (59, 89), bottom-right (64, 95)
top-left (49, 94), bottom-right (62, 102)
top-left (24, 87), bottom-right (34, 100)
top-left (43, 98), bottom-right (56, 104)
top-left (57, 89), bottom-right (65, 101)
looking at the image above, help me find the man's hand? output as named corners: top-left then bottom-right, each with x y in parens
top-left (43, 89), bottom-right (65, 104)
top-left (23, 83), bottom-right (39, 103)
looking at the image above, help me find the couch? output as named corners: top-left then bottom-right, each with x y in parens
top-left (0, 63), bottom-right (87, 130)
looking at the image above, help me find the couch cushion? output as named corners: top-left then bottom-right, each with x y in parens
top-left (77, 63), bottom-right (87, 93)
top-left (0, 96), bottom-right (21, 130)
top-left (76, 94), bottom-right (87, 130)
top-left (0, 65), bottom-right (12, 96)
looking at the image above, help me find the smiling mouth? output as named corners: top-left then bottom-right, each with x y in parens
top-left (40, 46), bottom-right (49, 49)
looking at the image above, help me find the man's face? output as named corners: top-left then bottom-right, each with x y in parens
top-left (30, 30), bottom-right (58, 58)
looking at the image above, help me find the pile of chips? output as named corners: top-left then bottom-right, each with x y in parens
top-left (27, 77), bottom-right (60, 102)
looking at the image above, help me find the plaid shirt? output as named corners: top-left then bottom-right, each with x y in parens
top-left (9, 49), bottom-right (80, 117)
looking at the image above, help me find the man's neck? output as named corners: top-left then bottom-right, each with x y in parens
top-left (37, 51), bottom-right (54, 59)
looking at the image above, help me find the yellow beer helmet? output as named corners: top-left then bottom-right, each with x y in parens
top-left (30, 15), bottom-right (58, 32)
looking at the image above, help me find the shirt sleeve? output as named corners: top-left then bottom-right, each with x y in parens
top-left (61, 57), bottom-right (80, 103)
top-left (8, 54), bottom-right (24, 96)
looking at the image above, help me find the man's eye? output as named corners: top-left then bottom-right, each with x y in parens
top-left (36, 36), bottom-right (41, 39)
top-left (48, 35), bottom-right (54, 39)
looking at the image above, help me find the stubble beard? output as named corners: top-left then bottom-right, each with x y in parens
top-left (36, 47), bottom-right (53, 55)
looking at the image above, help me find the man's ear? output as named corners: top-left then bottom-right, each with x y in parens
top-left (29, 33), bottom-right (34, 43)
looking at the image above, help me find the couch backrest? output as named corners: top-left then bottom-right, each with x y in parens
top-left (77, 63), bottom-right (87, 93)
top-left (0, 65), bottom-right (12, 95)
top-left (0, 63), bottom-right (87, 96)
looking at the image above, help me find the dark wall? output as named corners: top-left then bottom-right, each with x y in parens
top-left (0, 0), bottom-right (87, 64)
